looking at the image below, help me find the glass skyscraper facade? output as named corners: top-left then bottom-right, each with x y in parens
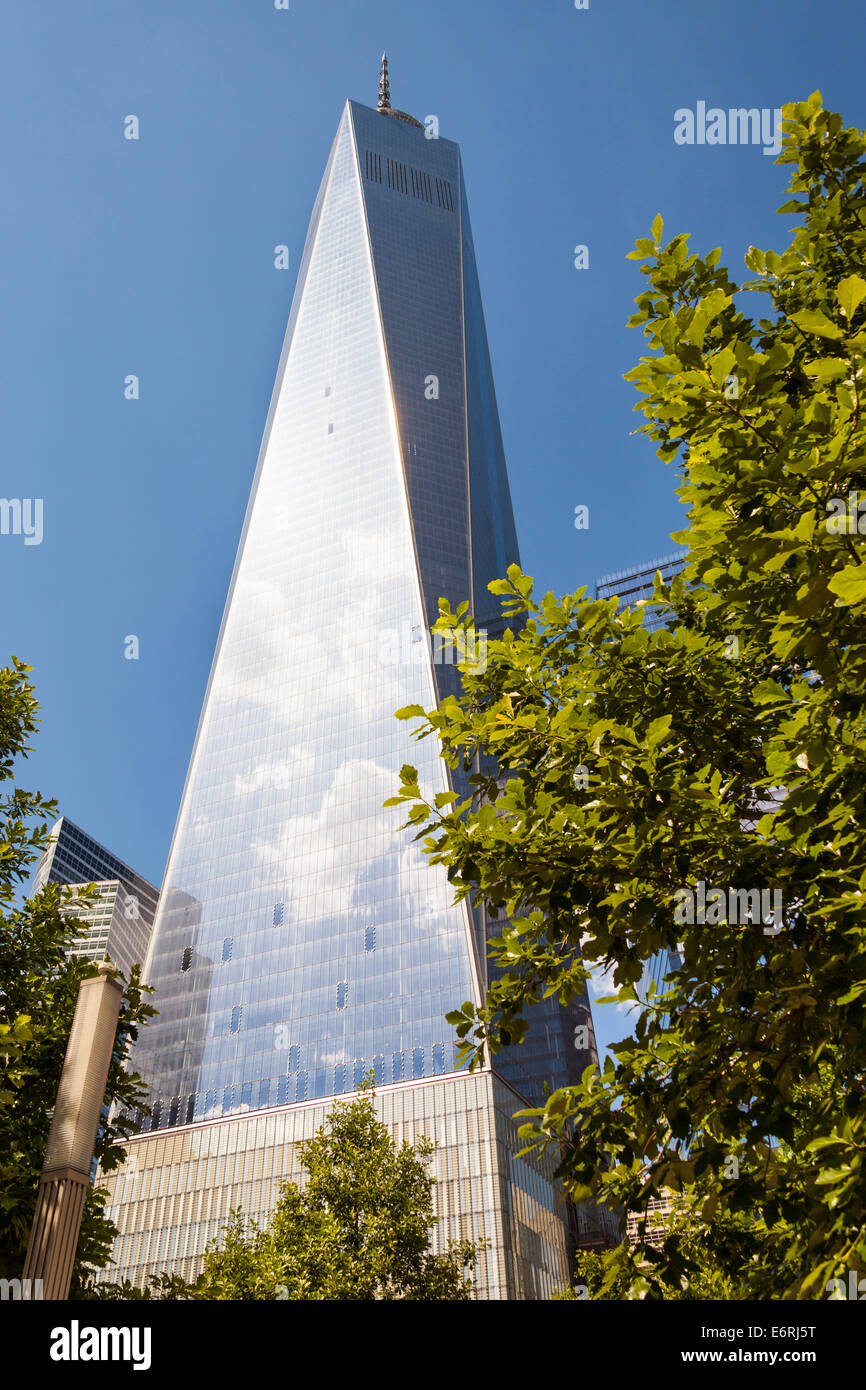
top-left (637, 945), bottom-right (684, 1020)
top-left (97, 86), bottom-right (600, 1297)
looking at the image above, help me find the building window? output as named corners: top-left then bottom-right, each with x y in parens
top-left (336, 981), bottom-right (348, 1011)
top-left (273, 902), bottom-right (284, 927)
top-left (392, 1051), bottom-right (403, 1082)
top-left (180, 946), bottom-right (193, 973)
top-left (433, 1042), bottom-right (445, 1073)
top-left (222, 937), bottom-right (233, 962)
top-left (364, 926), bottom-right (375, 951)
top-left (288, 1044), bottom-right (300, 1073)
top-left (230, 1005), bottom-right (242, 1034)
top-left (413, 1047), bottom-right (424, 1079)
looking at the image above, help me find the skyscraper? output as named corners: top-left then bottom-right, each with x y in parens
top-left (32, 815), bottom-right (158, 978)
top-left (595, 551), bottom-right (688, 632)
top-left (97, 66), bottom-right (591, 1298)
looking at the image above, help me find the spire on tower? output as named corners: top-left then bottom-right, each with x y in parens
top-left (378, 52), bottom-right (391, 111)
top-left (374, 53), bottom-right (423, 129)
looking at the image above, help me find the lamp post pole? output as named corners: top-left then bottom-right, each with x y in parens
top-left (22, 960), bottom-right (123, 1299)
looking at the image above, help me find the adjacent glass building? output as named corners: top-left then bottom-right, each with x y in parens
top-left (595, 551), bottom-right (688, 632)
top-left (32, 815), bottom-right (158, 978)
top-left (97, 76), bottom-right (601, 1297)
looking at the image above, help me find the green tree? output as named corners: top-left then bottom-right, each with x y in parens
top-left (387, 93), bottom-right (866, 1300)
top-left (0, 657), bottom-right (155, 1291)
top-left (96, 1084), bottom-right (477, 1300)
top-left (556, 1188), bottom-right (803, 1301)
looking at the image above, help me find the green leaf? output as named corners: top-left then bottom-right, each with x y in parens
top-left (752, 679), bottom-right (789, 705)
top-left (828, 565), bottom-right (866, 606)
top-left (710, 346), bottom-right (736, 388)
top-left (803, 357), bottom-right (849, 380)
top-left (835, 982), bottom-right (866, 1006)
top-left (433, 791), bottom-right (459, 808)
top-left (394, 705), bottom-right (426, 721)
top-left (837, 274), bottom-right (866, 320)
top-left (790, 308), bottom-right (844, 339)
top-left (645, 715), bottom-right (672, 748)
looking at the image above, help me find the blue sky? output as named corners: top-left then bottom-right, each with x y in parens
top-left (2, 0), bottom-right (863, 1059)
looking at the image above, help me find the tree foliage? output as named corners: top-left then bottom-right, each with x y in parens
top-left (94, 1085), bottom-right (477, 1301)
top-left (0, 657), bottom-right (155, 1290)
top-left (387, 94), bottom-right (866, 1299)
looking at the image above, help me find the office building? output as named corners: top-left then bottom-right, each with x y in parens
top-left (32, 815), bottom-right (158, 978)
top-left (595, 551), bottom-right (688, 632)
top-left (97, 65), bottom-right (603, 1298)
